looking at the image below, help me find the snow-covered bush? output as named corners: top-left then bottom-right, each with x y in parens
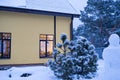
top-left (48, 33), bottom-right (98, 80)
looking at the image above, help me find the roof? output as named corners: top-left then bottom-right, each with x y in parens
top-left (0, 0), bottom-right (80, 17)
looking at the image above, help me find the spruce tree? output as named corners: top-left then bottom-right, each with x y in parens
top-left (75, 0), bottom-right (120, 47)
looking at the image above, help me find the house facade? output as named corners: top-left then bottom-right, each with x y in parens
top-left (0, 0), bottom-right (79, 65)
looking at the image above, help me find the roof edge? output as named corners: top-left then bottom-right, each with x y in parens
top-left (0, 6), bottom-right (80, 18)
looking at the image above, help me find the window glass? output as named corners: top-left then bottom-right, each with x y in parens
top-left (47, 35), bottom-right (53, 40)
top-left (40, 41), bottom-right (46, 57)
top-left (0, 40), bottom-right (2, 57)
top-left (3, 40), bottom-right (10, 58)
top-left (40, 34), bottom-right (46, 40)
top-left (3, 33), bottom-right (11, 39)
top-left (47, 41), bottom-right (53, 57)
top-left (0, 34), bottom-right (2, 39)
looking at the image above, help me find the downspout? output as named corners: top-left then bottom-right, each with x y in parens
top-left (70, 16), bottom-right (74, 40)
top-left (54, 16), bottom-right (56, 47)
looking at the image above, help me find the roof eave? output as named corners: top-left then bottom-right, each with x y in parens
top-left (0, 6), bottom-right (80, 18)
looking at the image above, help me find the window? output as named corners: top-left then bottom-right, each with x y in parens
top-left (39, 34), bottom-right (54, 58)
top-left (0, 33), bottom-right (11, 59)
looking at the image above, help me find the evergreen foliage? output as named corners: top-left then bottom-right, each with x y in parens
top-left (75, 0), bottom-right (120, 47)
top-left (48, 33), bottom-right (98, 80)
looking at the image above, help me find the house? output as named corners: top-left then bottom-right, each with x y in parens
top-left (0, 0), bottom-right (80, 66)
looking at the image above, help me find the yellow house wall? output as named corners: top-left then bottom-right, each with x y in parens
top-left (0, 11), bottom-right (71, 65)
top-left (56, 16), bottom-right (71, 43)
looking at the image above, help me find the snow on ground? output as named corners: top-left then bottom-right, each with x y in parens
top-left (0, 60), bottom-right (104, 80)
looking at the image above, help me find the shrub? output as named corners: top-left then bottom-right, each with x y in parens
top-left (48, 33), bottom-right (98, 80)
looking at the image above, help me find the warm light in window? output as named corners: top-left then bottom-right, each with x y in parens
top-left (39, 34), bottom-right (54, 58)
top-left (0, 33), bottom-right (11, 59)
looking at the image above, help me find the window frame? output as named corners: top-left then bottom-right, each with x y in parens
top-left (0, 32), bottom-right (11, 59)
top-left (39, 34), bottom-right (54, 58)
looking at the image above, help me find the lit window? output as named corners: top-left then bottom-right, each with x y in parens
top-left (39, 34), bottom-right (54, 58)
top-left (0, 33), bottom-right (11, 59)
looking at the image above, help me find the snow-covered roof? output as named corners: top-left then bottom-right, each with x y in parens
top-left (0, 0), bottom-right (26, 7)
top-left (0, 0), bottom-right (80, 17)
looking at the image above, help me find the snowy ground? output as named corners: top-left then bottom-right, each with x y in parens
top-left (0, 60), bottom-right (104, 80)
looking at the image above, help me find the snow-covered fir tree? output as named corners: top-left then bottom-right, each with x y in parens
top-left (74, 0), bottom-right (120, 47)
top-left (48, 33), bottom-right (98, 80)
